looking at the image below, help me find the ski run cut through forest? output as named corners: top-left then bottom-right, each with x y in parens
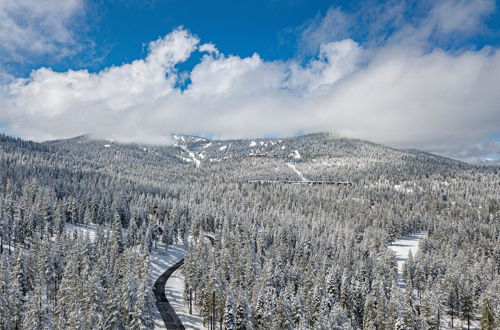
top-left (0, 132), bottom-right (499, 330)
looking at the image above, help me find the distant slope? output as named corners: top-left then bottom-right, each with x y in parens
top-left (39, 132), bottom-right (477, 185)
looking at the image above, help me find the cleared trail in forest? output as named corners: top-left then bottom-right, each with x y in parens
top-left (154, 259), bottom-right (186, 330)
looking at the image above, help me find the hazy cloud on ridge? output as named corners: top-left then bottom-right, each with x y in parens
top-left (0, 0), bottom-right (499, 163)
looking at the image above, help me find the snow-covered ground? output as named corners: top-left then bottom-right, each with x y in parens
top-left (388, 231), bottom-right (428, 288)
top-left (65, 223), bottom-right (99, 241)
top-left (286, 162), bottom-right (308, 182)
top-left (164, 267), bottom-right (207, 329)
top-left (178, 145), bottom-right (201, 167)
top-left (149, 243), bottom-right (189, 330)
top-left (289, 149), bottom-right (301, 159)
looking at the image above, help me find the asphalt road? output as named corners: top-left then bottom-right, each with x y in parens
top-left (153, 259), bottom-right (186, 330)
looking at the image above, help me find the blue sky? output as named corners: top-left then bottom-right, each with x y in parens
top-left (0, 0), bottom-right (499, 164)
top-left (8, 0), bottom-right (500, 75)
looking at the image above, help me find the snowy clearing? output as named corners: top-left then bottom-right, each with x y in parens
top-left (65, 223), bottom-right (99, 241)
top-left (388, 231), bottom-right (428, 289)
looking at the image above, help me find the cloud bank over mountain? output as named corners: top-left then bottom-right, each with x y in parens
top-left (0, 0), bottom-right (499, 163)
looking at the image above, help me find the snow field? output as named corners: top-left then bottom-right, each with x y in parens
top-left (388, 231), bottom-right (428, 288)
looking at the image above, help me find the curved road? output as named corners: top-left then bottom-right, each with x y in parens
top-left (153, 259), bottom-right (186, 330)
top-left (154, 234), bottom-right (215, 329)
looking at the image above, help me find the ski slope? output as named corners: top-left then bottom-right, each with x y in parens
top-left (286, 162), bottom-right (308, 182)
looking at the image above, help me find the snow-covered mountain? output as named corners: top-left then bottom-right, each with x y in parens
top-left (45, 132), bottom-right (473, 184)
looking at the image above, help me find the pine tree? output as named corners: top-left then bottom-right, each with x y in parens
top-left (235, 299), bottom-right (247, 330)
top-left (224, 295), bottom-right (236, 330)
top-left (55, 256), bottom-right (79, 328)
top-left (479, 295), bottom-right (495, 330)
top-left (402, 282), bottom-right (417, 329)
top-left (8, 248), bottom-right (24, 329)
top-left (386, 280), bottom-right (402, 329)
top-left (22, 271), bottom-right (53, 329)
top-left (362, 291), bottom-right (376, 330)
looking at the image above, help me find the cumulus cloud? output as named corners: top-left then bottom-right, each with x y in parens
top-left (0, 0), bottom-right (84, 63)
top-left (0, 0), bottom-right (499, 163)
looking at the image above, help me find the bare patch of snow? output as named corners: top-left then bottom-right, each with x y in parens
top-left (188, 151), bottom-right (201, 167)
top-left (388, 231), bottom-right (428, 289)
top-left (65, 223), bottom-right (99, 241)
top-left (289, 150), bottom-right (301, 159)
top-left (286, 162), bottom-right (308, 182)
top-left (164, 268), bottom-right (207, 329)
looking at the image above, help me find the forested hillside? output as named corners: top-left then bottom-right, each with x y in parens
top-left (0, 133), bottom-right (498, 329)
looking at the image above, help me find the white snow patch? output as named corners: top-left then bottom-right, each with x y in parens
top-left (202, 142), bottom-right (212, 149)
top-left (388, 231), bottom-right (428, 289)
top-left (188, 151), bottom-right (201, 167)
top-left (104, 144), bottom-right (111, 148)
top-left (65, 223), bottom-right (99, 241)
top-left (164, 268), bottom-right (207, 330)
top-left (172, 135), bottom-right (185, 142)
top-left (281, 145), bottom-right (286, 150)
top-left (249, 141), bottom-right (257, 147)
top-left (286, 162), bottom-right (308, 182)
top-left (219, 145), bottom-right (227, 151)
top-left (289, 150), bottom-right (301, 159)
top-left (179, 145), bottom-right (201, 167)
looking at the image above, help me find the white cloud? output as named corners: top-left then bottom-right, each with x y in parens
top-left (298, 7), bottom-right (350, 55)
top-left (285, 39), bottom-right (364, 94)
top-left (0, 0), bottom-right (84, 61)
top-left (428, 0), bottom-right (495, 35)
top-left (199, 43), bottom-right (220, 56)
top-left (0, 1), bottom-right (499, 163)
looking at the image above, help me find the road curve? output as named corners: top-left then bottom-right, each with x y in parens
top-left (153, 259), bottom-right (186, 330)
top-left (154, 234), bottom-right (215, 329)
